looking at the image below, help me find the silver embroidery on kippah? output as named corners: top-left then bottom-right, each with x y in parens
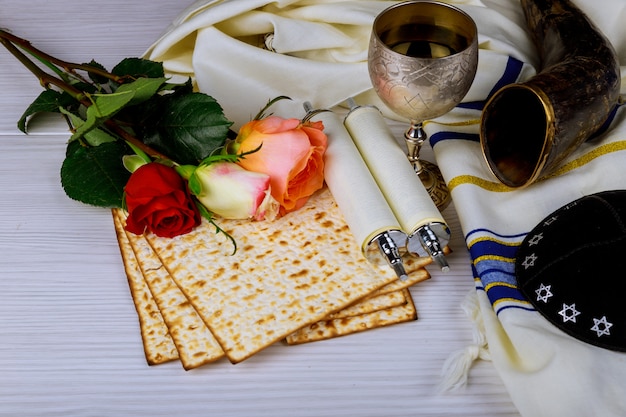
top-left (558, 303), bottom-right (581, 323)
top-left (591, 316), bottom-right (613, 337)
top-left (536, 283), bottom-right (553, 303)
top-left (527, 233), bottom-right (543, 246)
top-left (521, 253), bottom-right (538, 269)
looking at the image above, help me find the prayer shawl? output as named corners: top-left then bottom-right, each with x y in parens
top-left (145, 1), bottom-right (626, 416)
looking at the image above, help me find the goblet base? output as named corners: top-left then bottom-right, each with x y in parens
top-left (416, 160), bottom-right (451, 211)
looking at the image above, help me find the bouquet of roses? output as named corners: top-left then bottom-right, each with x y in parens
top-left (0, 29), bottom-right (327, 249)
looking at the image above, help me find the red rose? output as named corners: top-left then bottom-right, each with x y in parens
top-left (124, 162), bottom-right (201, 238)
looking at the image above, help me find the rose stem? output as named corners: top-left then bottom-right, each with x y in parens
top-left (0, 29), bottom-right (170, 161)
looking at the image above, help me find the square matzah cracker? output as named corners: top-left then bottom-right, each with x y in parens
top-left (114, 210), bottom-right (225, 370)
top-left (144, 188), bottom-right (403, 363)
top-left (112, 210), bottom-right (179, 365)
top-left (285, 289), bottom-right (417, 344)
top-left (370, 258), bottom-right (431, 296)
top-left (326, 290), bottom-right (407, 320)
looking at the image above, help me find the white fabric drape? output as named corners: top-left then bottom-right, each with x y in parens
top-left (145, 0), bottom-right (540, 128)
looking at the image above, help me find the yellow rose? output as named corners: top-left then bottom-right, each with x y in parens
top-left (191, 162), bottom-right (279, 221)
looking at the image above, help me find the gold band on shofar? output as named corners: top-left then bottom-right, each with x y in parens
top-left (480, 0), bottom-right (621, 188)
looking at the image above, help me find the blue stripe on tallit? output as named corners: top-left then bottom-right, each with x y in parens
top-left (430, 131), bottom-right (479, 147)
top-left (485, 285), bottom-right (526, 306)
top-left (456, 101), bottom-right (484, 111)
top-left (457, 56), bottom-right (525, 112)
top-left (468, 238), bottom-right (518, 260)
top-left (486, 56), bottom-right (525, 97)
top-left (466, 228), bottom-right (527, 241)
top-left (466, 228), bottom-right (532, 314)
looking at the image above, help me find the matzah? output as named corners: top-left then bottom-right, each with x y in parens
top-left (326, 290), bottom-right (407, 320)
top-left (114, 185), bottom-right (437, 366)
top-left (112, 210), bottom-right (179, 365)
top-left (114, 210), bottom-right (225, 370)
top-left (285, 289), bottom-right (417, 345)
top-left (144, 188), bottom-right (410, 363)
top-left (369, 258), bottom-right (431, 296)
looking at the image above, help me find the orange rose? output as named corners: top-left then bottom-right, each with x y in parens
top-left (231, 115), bottom-right (327, 215)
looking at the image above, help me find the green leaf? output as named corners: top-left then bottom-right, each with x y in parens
top-left (142, 92), bottom-right (233, 165)
top-left (82, 60), bottom-right (109, 85)
top-left (122, 154), bottom-right (148, 173)
top-left (116, 77), bottom-right (166, 106)
top-left (199, 152), bottom-right (239, 166)
top-left (187, 170), bottom-right (202, 196)
top-left (90, 90), bottom-right (136, 118)
top-left (70, 90), bottom-right (135, 141)
top-left (112, 58), bottom-right (164, 79)
top-left (61, 140), bottom-right (131, 208)
top-left (60, 108), bottom-right (117, 146)
top-left (17, 89), bottom-right (76, 133)
top-left (84, 128), bottom-right (118, 146)
top-left (175, 164), bottom-right (196, 180)
top-left (112, 77), bottom-right (194, 131)
top-left (166, 77), bottom-right (194, 94)
top-left (124, 140), bottom-right (151, 164)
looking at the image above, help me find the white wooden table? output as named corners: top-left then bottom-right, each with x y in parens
top-left (0, 2), bottom-right (520, 416)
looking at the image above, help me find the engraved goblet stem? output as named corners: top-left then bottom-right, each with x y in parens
top-left (405, 120), bottom-right (450, 208)
top-left (405, 120), bottom-right (426, 174)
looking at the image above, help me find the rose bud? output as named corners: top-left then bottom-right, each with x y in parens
top-left (124, 162), bottom-right (201, 238)
top-left (191, 162), bottom-right (279, 221)
top-left (229, 115), bottom-right (327, 215)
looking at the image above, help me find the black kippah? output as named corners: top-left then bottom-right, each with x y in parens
top-left (515, 190), bottom-right (626, 352)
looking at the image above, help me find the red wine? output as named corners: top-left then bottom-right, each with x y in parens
top-left (390, 40), bottom-right (456, 58)
top-left (381, 23), bottom-right (468, 58)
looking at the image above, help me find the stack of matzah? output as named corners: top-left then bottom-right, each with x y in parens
top-left (113, 188), bottom-right (434, 370)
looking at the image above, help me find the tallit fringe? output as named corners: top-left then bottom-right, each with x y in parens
top-left (438, 289), bottom-right (491, 392)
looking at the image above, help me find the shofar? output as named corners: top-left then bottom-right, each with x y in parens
top-left (480, 0), bottom-right (621, 188)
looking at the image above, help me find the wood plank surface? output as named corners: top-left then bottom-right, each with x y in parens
top-left (0, 1), bottom-right (520, 416)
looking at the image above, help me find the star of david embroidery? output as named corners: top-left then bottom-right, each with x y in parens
top-left (591, 316), bottom-right (613, 337)
top-left (527, 233), bottom-right (543, 246)
top-left (543, 216), bottom-right (558, 226)
top-left (535, 283), bottom-right (553, 303)
top-left (558, 303), bottom-right (581, 323)
top-left (564, 201), bottom-right (578, 210)
top-left (521, 253), bottom-right (538, 269)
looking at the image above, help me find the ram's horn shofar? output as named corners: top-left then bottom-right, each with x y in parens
top-left (480, 0), bottom-right (621, 188)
